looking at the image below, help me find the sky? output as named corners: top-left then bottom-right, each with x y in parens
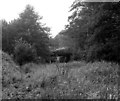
top-left (0, 0), bottom-right (75, 37)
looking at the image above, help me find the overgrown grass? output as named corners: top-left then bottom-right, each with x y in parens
top-left (2, 52), bottom-right (119, 99)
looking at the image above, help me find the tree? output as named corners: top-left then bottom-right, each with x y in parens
top-left (49, 37), bottom-right (59, 50)
top-left (2, 5), bottom-right (51, 62)
top-left (60, 1), bottom-right (93, 60)
top-left (87, 2), bottom-right (120, 62)
top-left (2, 20), bottom-right (8, 52)
top-left (63, 1), bottom-right (120, 63)
top-left (14, 38), bottom-right (37, 66)
top-left (16, 5), bottom-right (50, 60)
top-left (2, 20), bottom-right (15, 54)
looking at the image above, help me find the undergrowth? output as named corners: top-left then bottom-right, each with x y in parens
top-left (2, 52), bottom-right (119, 99)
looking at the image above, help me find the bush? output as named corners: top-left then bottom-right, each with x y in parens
top-left (86, 43), bottom-right (120, 64)
top-left (86, 44), bottom-right (102, 62)
top-left (72, 49), bottom-right (87, 61)
top-left (14, 38), bottom-right (37, 66)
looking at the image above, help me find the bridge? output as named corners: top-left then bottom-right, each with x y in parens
top-left (50, 47), bottom-right (72, 63)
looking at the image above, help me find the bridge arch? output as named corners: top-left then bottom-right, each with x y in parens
top-left (50, 47), bottom-right (72, 63)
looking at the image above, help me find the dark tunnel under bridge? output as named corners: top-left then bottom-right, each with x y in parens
top-left (50, 47), bottom-right (73, 63)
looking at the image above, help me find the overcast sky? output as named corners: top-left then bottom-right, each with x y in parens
top-left (0, 0), bottom-right (75, 37)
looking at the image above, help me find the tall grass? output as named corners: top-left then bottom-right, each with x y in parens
top-left (2, 52), bottom-right (119, 99)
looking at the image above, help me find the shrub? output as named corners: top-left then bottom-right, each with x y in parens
top-left (72, 49), bottom-right (86, 61)
top-left (86, 43), bottom-right (120, 64)
top-left (21, 63), bottom-right (38, 73)
top-left (14, 38), bottom-right (37, 66)
top-left (86, 44), bottom-right (101, 62)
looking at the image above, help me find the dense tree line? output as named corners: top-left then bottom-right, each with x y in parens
top-left (2, 2), bottom-right (120, 65)
top-left (2, 5), bottom-right (51, 65)
top-left (59, 1), bottom-right (120, 63)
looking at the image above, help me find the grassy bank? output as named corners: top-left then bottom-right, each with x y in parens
top-left (2, 52), bottom-right (119, 99)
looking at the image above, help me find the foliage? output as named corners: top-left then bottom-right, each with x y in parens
top-left (49, 38), bottom-right (58, 52)
top-left (85, 2), bottom-right (120, 63)
top-left (2, 5), bottom-right (51, 62)
top-left (18, 5), bottom-right (50, 60)
top-left (2, 52), bottom-right (119, 99)
top-left (14, 38), bottom-right (37, 66)
top-left (2, 20), bottom-right (14, 54)
top-left (2, 51), bottom-right (22, 88)
top-left (60, 1), bottom-right (120, 63)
